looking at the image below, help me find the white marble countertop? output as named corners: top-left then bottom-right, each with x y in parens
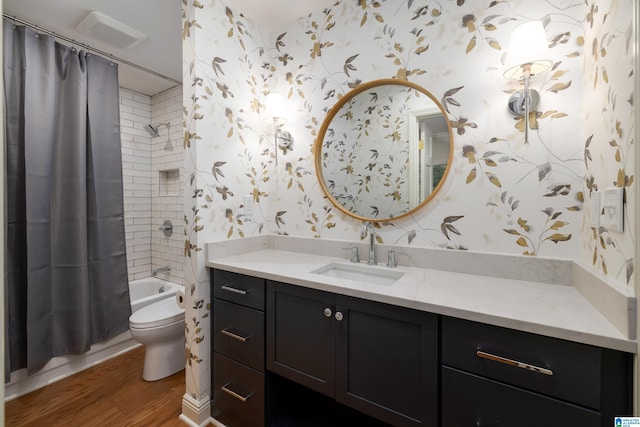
top-left (207, 242), bottom-right (636, 354)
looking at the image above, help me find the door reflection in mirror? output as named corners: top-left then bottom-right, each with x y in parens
top-left (408, 112), bottom-right (449, 206)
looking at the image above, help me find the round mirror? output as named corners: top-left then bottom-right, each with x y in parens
top-left (315, 79), bottom-right (453, 222)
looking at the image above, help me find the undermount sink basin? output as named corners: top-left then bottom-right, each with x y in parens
top-left (310, 262), bottom-right (404, 286)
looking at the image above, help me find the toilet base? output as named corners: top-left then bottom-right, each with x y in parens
top-left (129, 298), bottom-right (186, 382)
top-left (141, 335), bottom-right (185, 381)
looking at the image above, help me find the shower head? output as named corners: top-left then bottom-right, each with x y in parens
top-left (143, 124), bottom-right (160, 138)
top-left (143, 122), bottom-right (171, 138)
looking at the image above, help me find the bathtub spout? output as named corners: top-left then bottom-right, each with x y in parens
top-left (152, 266), bottom-right (171, 276)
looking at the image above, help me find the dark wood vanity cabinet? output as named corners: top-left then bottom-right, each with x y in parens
top-left (441, 317), bottom-right (633, 427)
top-left (211, 268), bottom-right (633, 427)
top-left (266, 280), bottom-right (438, 427)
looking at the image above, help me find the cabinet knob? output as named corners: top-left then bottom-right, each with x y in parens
top-left (335, 311), bottom-right (344, 321)
top-left (324, 308), bottom-right (332, 317)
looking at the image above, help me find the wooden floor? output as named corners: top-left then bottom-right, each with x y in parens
top-left (5, 346), bottom-right (197, 427)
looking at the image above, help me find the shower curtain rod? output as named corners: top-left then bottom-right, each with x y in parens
top-left (3, 13), bottom-right (182, 86)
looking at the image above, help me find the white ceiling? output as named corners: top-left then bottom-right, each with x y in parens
top-left (232, 0), bottom-right (335, 31)
top-left (3, 0), bottom-right (335, 96)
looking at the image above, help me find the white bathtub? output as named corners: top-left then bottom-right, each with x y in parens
top-left (129, 277), bottom-right (183, 313)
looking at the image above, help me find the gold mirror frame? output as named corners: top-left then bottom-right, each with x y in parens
top-left (314, 79), bottom-right (454, 222)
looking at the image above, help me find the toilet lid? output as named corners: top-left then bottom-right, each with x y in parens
top-left (129, 297), bottom-right (185, 329)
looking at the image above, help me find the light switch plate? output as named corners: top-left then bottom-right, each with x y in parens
top-left (601, 188), bottom-right (624, 232)
top-left (243, 195), bottom-right (253, 215)
top-left (590, 191), bottom-right (600, 229)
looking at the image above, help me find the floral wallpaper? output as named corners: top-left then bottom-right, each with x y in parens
top-left (581, 0), bottom-right (635, 286)
top-left (181, 0), bottom-right (635, 416)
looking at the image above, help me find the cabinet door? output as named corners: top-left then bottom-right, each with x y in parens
top-left (442, 366), bottom-right (600, 427)
top-left (266, 280), bottom-right (336, 397)
top-left (335, 296), bottom-right (438, 427)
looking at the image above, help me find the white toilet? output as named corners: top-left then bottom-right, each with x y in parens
top-left (129, 297), bottom-right (185, 381)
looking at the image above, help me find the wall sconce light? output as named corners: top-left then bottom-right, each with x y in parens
top-left (503, 21), bottom-right (552, 144)
top-left (264, 93), bottom-right (293, 165)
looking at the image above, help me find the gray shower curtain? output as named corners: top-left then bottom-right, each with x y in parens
top-left (4, 19), bottom-right (131, 376)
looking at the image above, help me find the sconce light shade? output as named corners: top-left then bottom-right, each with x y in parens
top-left (264, 93), bottom-right (286, 124)
top-left (503, 21), bottom-right (552, 80)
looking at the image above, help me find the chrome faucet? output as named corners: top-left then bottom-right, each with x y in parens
top-left (360, 221), bottom-right (377, 265)
top-left (152, 266), bottom-right (171, 276)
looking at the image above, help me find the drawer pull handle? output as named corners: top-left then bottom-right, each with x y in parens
top-left (221, 383), bottom-right (252, 402)
top-left (220, 285), bottom-right (248, 295)
top-left (221, 328), bottom-right (250, 342)
top-left (476, 351), bottom-right (553, 376)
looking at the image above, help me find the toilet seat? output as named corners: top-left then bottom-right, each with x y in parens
top-left (129, 297), bottom-right (184, 329)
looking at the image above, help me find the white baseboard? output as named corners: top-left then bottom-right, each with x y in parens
top-left (178, 414), bottom-right (217, 427)
top-left (5, 330), bottom-right (140, 401)
top-left (181, 393), bottom-right (212, 426)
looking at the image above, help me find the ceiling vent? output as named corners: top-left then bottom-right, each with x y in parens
top-left (76, 11), bottom-right (147, 50)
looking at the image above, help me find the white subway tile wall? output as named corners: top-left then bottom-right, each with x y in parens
top-left (120, 86), bottom-right (184, 285)
top-left (120, 88), bottom-right (152, 282)
top-left (151, 86), bottom-right (184, 285)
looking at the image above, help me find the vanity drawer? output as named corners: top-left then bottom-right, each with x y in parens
top-left (442, 316), bottom-right (601, 409)
top-left (213, 269), bottom-right (265, 310)
top-left (212, 353), bottom-right (265, 427)
top-left (214, 299), bottom-right (264, 372)
top-left (442, 366), bottom-right (600, 426)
